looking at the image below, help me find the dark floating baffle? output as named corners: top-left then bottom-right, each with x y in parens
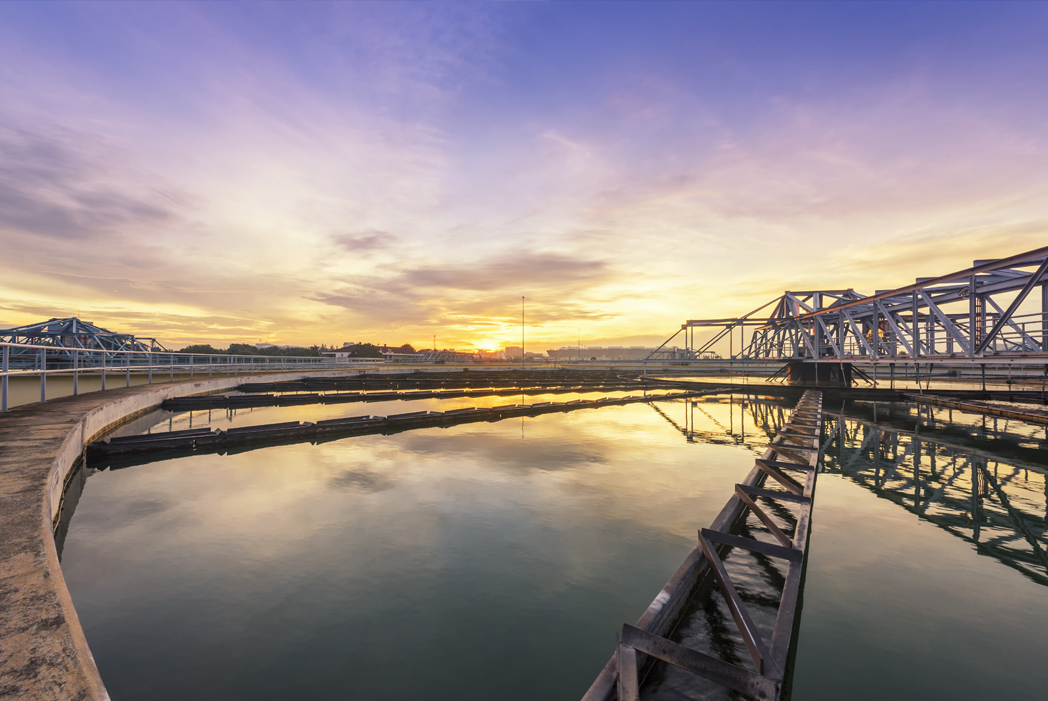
top-left (88, 389), bottom-right (731, 465)
top-left (315, 416), bottom-right (373, 427)
top-left (223, 421), bottom-right (303, 434)
top-left (106, 427), bottom-right (214, 444)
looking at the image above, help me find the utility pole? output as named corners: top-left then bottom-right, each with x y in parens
top-left (578, 327), bottom-right (581, 361)
top-left (521, 296), bottom-right (525, 370)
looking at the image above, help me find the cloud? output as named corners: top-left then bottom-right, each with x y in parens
top-left (0, 124), bottom-right (184, 240)
top-left (398, 252), bottom-right (609, 292)
top-left (328, 469), bottom-right (395, 493)
top-left (333, 230), bottom-right (398, 252)
top-left (309, 249), bottom-right (625, 332)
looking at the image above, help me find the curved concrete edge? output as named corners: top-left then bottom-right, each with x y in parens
top-left (0, 368), bottom-right (407, 700)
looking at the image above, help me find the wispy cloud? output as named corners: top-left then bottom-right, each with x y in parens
top-left (333, 230), bottom-right (398, 253)
top-left (2, 3), bottom-right (1048, 351)
top-left (0, 124), bottom-right (183, 240)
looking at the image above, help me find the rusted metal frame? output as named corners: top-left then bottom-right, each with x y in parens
top-left (721, 487), bottom-right (793, 548)
top-left (771, 437), bottom-right (817, 454)
top-left (755, 459), bottom-right (805, 495)
top-left (762, 459), bottom-right (814, 473)
top-left (712, 393), bottom-right (821, 681)
top-left (616, 644), bottom-right (639, 701)
top-left (737, 483), bottom-right (812, 506)
top-left (778, 432), bottom-right (812, 446)
top-left (789, 408), bottom-right (821, 419)
top-left (767, 421), bottom-right (820, 673)
top-left (975, 257), bottom-right (1048, 354)
top-left (589, 392), bottom-right (822, 701)
top-left (787, 407), bottom-right (820, 417)
top-left (784, 418), bottom-right (819, 429)
top-left (769, 443), bottom-right (818, 461)
top-left (582, 464), bottom-right (771, 700)
top-left (701, 528), bottom-right (802, 563)
top-left (780, 428), bottom-right (818, 441)
top-left (618, 625), bottom-right (780, 701)
top-left (788, 410), bottom-right (819, 418)
top-left (697, 532), bottom-right (780, 677)
top-left (782, 430), bottom-right (818, 441)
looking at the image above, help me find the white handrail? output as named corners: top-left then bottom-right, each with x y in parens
top-left (0, 341), bottom-right (385, 411)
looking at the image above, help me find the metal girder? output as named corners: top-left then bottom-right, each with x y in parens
top-left (976, 256), bottom-right (1048, 354)
top-left (667, 246), bottom-right (1048, 363)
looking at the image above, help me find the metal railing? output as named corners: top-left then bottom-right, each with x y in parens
top-left (0, 341), bottom-right (385, 412)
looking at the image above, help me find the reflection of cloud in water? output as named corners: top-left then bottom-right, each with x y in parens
top-left (328, 469), bottom-right (395, 493)
top-left (117, 498), bottom-right (173, 523)
top-left (393, 428), bottom-right (606, 473)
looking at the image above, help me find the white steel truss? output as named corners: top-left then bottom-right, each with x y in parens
top-left (657, 246), bottom-right (1048, 364)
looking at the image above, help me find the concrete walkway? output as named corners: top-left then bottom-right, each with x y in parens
top-left (0, 370), bottom-right (378, 700)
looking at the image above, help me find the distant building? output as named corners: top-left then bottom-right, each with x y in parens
top-left (321, 345), bottom-right (357, 360)
top-left (322, 343), bottom-right (417, 362)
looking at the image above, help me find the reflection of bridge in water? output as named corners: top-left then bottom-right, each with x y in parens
top-left (656, 394), bottom-right (1048, 587)
top-left (633, 394), bottom-right (1048, 700)
top-left (822, 408), bottom-right (1048, 586)
top-left (649, 395), bottom-right (792, 451)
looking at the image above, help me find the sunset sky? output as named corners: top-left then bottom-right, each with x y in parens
top-left (1, 2), bottom-right (1047, 352)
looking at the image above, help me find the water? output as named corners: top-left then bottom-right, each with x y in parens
top-left (59, 396), bottom-right (1048, 700)
top-left (61, 396), bottom-right (777, 700)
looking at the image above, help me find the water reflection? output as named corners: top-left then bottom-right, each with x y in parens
top-left (60, 394), bottom-right (1048, 701)
top-left (822, 407), bottom-right (1048, 586)
top-left (789, 403), bottom-right (1048, 701)
top-left (649, 395), bottom-right (790, 450)
top-left (62, 400), bottom-right (776, 701)
top-left (639, 397), bottom-right (1048, 701)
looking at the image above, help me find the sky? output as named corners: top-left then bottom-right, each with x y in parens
top-left (1, 1), bottom-right (1047, 352)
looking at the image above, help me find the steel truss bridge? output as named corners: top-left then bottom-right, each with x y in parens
top-left (651, 245), bottom-right (1048, 365)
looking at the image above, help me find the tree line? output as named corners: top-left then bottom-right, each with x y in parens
top-left (177, 342), bottom-right (416, 358)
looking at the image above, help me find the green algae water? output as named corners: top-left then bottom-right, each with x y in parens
top-left (59, 396), bottom-right (1048, 700)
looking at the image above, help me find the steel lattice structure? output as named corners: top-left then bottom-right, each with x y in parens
top-left (0, 317), bottom-right (167, 365)
top-left (654, 246), bottom-right (1048, 364)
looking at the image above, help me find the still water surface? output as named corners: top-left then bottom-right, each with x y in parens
top-left (60, 396), bottom-right (1048, 700)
